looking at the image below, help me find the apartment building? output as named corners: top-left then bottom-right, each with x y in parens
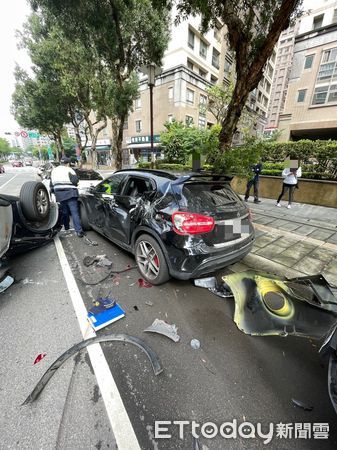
top-left (279, 1), bottom-right (337, 141)
top-left (266, 23), bottom-right (299, 129)
top-left (91, 11), bottom-right (275, 164)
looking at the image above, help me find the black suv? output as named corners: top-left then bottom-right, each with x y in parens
top-left (79, 170), bottom-right (254, 284)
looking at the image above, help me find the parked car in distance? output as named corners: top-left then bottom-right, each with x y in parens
top-left (12, 160), bottom-right (23, 168)
top-left (24, 158), bottom-right (33, 166)
top-left (0, 164), bottom-right (4, 174)
top-left (79, 170), bottom-right (255, 285)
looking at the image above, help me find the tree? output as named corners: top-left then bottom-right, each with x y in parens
top-left (11, 66), bottom-right (69, 161)
top-left (160, 0), bottom-right (302, 151)
top-left (160, 121), bottom-right (211, 164)
top-left (30, 0), bottom-right (170, 169)
top-left (0, 138), bottom-right (11, 158)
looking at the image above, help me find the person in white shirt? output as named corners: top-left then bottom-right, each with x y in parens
top-left (276, 161), bottom-right (301, 209)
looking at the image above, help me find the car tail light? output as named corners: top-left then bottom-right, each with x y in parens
top-left (172, 211), bottom-right (215, 235)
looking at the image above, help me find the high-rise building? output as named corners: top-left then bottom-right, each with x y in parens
top-left (278, 0), bottom-right (337, 141)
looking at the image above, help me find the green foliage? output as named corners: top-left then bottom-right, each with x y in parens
top-left (205, 126), bottom-right (261, 176)
top-left (138, 161), bottom-right (192, 171)
top-left (160, 121), bottom-right (212, 164)
top-left (0, 138), bottom-right (11, 156)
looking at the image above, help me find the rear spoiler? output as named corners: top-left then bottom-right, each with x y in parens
top-left (171, 173), bottom-right (233, 185)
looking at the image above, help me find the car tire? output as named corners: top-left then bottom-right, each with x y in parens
top-left (79, 202), bottom-right (91, 231)
top-left (20, 181), bottom-right (50, 222)
top-left (135, 234), bottom-right (170, 285)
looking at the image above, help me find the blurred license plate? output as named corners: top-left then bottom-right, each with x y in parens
top-left (224, 218), bottom-right (241, 235)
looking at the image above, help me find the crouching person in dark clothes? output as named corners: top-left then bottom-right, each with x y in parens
top-left (50, 157), bottom-right (85, 237)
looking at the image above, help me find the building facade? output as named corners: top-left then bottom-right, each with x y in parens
top-left (279, 1), bottom-right (337, 141)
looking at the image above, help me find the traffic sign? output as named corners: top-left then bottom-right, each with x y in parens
top-left (20, 131), bottom-right (28, 138)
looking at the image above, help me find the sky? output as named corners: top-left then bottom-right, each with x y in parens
top-left (0, 0), bottom-right (330, 134)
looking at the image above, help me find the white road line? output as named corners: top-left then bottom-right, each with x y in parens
top-left (0, 175), bottom-right (18, 190)
top-left (54, 235), bottom-right (141, 450)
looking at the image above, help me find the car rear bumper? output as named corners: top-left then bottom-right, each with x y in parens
top-left (167, 235), bottom-right (254, 280)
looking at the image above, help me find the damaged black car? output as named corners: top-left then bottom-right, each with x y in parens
top-left (79, 169), bottom-right (255, 285)
top-left (0, 181), bottom-right (60, 290)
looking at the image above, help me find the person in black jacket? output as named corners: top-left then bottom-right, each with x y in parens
top-left (244, 162), bottom-right (263, 203)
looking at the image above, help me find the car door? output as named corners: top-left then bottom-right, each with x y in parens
top-left (84, 174), bottom-right (126, 236)
top-left (105, 176), bottom-right (156, 245)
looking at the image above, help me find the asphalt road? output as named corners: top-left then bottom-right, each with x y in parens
top-left (1, 165), bottom-right (336, 449)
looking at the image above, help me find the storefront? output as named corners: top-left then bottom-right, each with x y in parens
top-left (125, 135), bottom-right (162, 165)
top-left (84, 139), bottom-right (113, 166)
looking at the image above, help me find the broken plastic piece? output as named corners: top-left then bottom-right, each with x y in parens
top-left (23, 333), bottom-right (163, 404)
top-left (292, 398), bottom-right (313, 411)
top-left (138, 278), bottom-right (152, 288)
top-left (144, 319), bottom-right (180, 342)
top-left (83, 255), bottom-right (98, 267)
top-left (0, 275), bottom-right (14, 294)
top-left (190, 339), bottom-right (200, 349)
top-left (145, 301), bottom-right (154, 307)
top-left (194, 276), bottom-right (233, 298)
top-left (33, 353), bottom-right (47, 365)
top-left (96, 255), bottom-right (113, 268)
top-left (84, 237), bottom-right (98, 246)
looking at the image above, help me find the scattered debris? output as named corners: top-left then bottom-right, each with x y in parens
top-left (83, 254), bottom-right (113, 268)
top-left (292, 398), bottom-right (313, 411)
top-left (144, 319), bottom-right (180, 342)
top-left (190, 339), bottom-right (201, 349)
top-left (33, 353), bottom-right (47, 365)
top-left (138, 278), bottom-right (153, 288)
top-left (0, 275), bottom-right (14, 294)
top-left (23, 334), bottom-right (163, 404)
top-left (88, 298), bottom-right (125, 331)
top-left (133, 305), bottom-right (139, 311)
top-left (126, 264), bottom-right (132, 270)
top-left (84, 236), bottom-right (98, 246)
top-left (145, 301), bottom-right (154, 307)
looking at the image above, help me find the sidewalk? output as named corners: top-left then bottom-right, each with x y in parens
top-left (232, 197), bottom-right (337, 289)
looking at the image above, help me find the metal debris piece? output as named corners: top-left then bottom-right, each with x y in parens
top-left (33, 353), bottom-right (47, 365)
top-left (144, 319), bottom-right (180, 342)
top-left (23, 334), bottom-right (163, 405)
top-left (96, 255), bottom-right (113, 268)
top-left (190, 339), bottom-right (200, 349)
top-left (0, 275), bottom-right (14, 293)
top-left (84, 236), bottom-right (98, 246)
top-left (83, 255), bottom-right (98, 267)
top-left (194, 276), bottom-right (233, 298)
top-left (292, 398), bottom-right (313, 411)
top-left (145, 301), bottom-right (154, 307)
top-left (138, 278), bottom-right (152, 288)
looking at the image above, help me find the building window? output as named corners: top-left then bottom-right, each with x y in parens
top-left (297, 89), bottom-right (306, 102)
top-left (304, 54), bottom-right (314, 70)
top-left (188, 29), bottom-right (195, 49)
top-left (265, 81), bottom-right (271, 94)
top-left (198, 116), bottom-right (206, 128)
top-left (199, 68), bottom-right (207, 78)
top-left (187, 60), bottom-right (194, 70)
top-left (210, 75), bottom-right (218, 84)
top-left (199, 94), bottom-right (207, 105)
top-left (322, 48), bottom-right (337, 63)
top-left (212, 48), bottom-right (220, 69)
top-left (312, 86), bottom-right (328, 105)
top-left (185, 115), bottom-right (194, 127)
top-left (214, 23), bottom-right (221, 42)
top-left (199, 40), bottom-right (208, 59)
top-left (135, 120), bottom-right (142, 132)
top-left (313, 14), bottom-right (324, 30)
top-left (168, 87), bottom-right (173, 100)
top-left (167, 114), bottom-right (174, 123)
top-left (224, 60), bottom-right (231, 73)
top-left (135, 97), bottom-right (141, 109)
top-left (199, 94), bottom-right (207, 117)
top-left (186, 88), bottom-right (195, 104)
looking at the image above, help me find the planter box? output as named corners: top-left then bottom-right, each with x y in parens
top-left (232, 175), bottom-right (337, 208)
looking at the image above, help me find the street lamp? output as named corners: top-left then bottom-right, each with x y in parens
top-left (140, 64), bottom-right (162, 166)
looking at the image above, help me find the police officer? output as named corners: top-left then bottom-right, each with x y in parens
top-left (50, 157), bottom-right (85, 237)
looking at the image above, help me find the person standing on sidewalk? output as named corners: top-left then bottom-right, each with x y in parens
top-left (276, 159), bottom-right (301, 209)
top-left (50, 157), bottom-right (85, 237)
top-left (244, 162), bottom-right (263, 203)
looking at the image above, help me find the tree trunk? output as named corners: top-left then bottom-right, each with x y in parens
top-left (116, 119), bottom-right (124, 170)
top-left (219, 77), bottom-right (250, 152)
